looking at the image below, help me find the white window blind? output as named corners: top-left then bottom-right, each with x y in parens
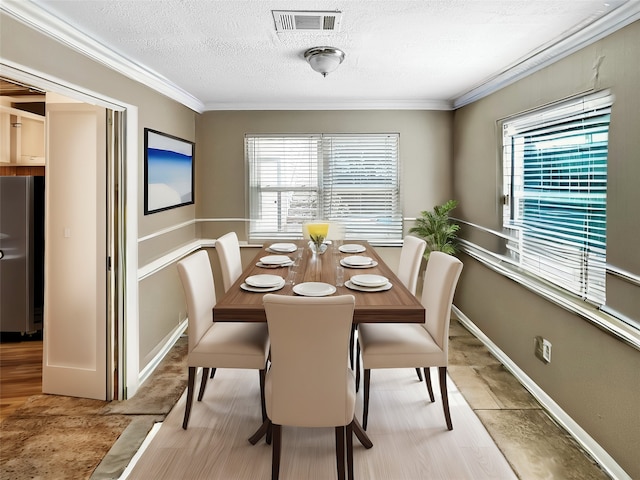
top-left (502, 90), bottom-right (613, 305)
top-left (246, 133), bottom-right (401, 243)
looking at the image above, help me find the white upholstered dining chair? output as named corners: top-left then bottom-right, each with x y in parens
top-left (350, 235), bottom-right (426, 372)
top-left (356, 251), bottom-right (463, 431)
top-left (397, 235), bottom-right (427, 296)
top-left (177, 250), bottom-right (270, 430)
top-left (216, 231), bottom-right (243, 292)
top-left (251, 294), bottom-right (357, 480)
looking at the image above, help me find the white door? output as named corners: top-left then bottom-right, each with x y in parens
top-left (42, 98), bottom-right (107, 399)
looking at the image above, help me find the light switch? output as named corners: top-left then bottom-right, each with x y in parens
top-left (64, 227), bottom-right (71, 238)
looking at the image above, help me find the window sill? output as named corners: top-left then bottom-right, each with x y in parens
top-left (458, 239), bottom-right (640, 352)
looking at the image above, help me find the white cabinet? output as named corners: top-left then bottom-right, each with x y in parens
top-left (0, 105), bottom-right (45, 165)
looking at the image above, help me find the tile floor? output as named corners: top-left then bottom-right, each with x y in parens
top-left (447, 318), bottom-right (610, 479)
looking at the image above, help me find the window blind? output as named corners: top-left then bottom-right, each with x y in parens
top-left (322, 134), bottom-right (401, 242)
top-left (503, 91), bottom-right (612, 305)
top-left (246, 133), bottom-right (402, 243)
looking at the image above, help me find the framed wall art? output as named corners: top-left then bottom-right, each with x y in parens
top-left (144, 128), bottom-right (195, 214)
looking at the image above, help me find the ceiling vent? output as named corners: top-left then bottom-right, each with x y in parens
top-left (272, 10), bottom-right (342, 32)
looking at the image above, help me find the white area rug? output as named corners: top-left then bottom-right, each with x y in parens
top-left (124, 368), bottom-right (516, 479)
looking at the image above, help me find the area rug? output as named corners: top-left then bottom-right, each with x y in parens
top-left (0, 336), bottom-right (188, 480)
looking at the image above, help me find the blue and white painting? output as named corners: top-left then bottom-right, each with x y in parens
top-left (145, 129), bottom-right (194, 214)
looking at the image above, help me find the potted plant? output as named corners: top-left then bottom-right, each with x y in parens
top-left (409, 200), bottom-right (460, 259)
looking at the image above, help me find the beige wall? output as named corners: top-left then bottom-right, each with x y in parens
top-left (195, 110), bottom-right (453, 240)
top-left (452, 20), bottom-right (640, 477)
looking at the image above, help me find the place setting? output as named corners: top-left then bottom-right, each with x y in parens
top-left (240, 274), bottom-right (286, 293)
top-left (345, 274), bottom-right (392, 292)
top-left (340, 255), bottom-right (378, 269)
top-left (265, 242), bottom-right (298, 254)
top-left (256, 254), bottom-right (294, 268)
top-left (292, 282), bottom-right (336, 297)
top-left (338, 243), bottom-right (366, 254)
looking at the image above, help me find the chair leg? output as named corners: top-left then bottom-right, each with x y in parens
top-left (355, 343), bottom-right (361, 392)
top-left (259, 367), bottom-right (267, 422)
top-left (271, 424), bottom-right (282, 480)
top-left (363, 369), bottom-right (371, 430)
top-left (210, 367), bottom-right (217, 379)
top-left (335, 426), bottom-right (346, 480)
top-left (416, 367), bottom-right (423, 381)
top-left (182, 366), bottom-right (196, 430)
top-left (424, 367), bottom-right (435, 402)
top-left (248, 419), bottom-right (271, 445)
top-left (349, 325), bottom-right (356, 370)
top-left (346, 422), bottom-right (354, 480)
top-left (266, 421), bottom-right (273, 445)
top-left (197, 367), bottom-right (210, 401)
top-left (439, 366), bottom-right (453, 430)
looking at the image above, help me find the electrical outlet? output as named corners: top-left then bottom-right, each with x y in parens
top-left (542, 339), bottom-right (552, 363)
top-left (534, 336), bottom-right (552, 364)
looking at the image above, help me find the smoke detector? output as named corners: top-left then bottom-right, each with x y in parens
top-left (272, 10), bottom-right (342, 32)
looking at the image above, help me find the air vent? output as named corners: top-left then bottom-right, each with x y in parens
top-left (272, 10), bottom-right (342, 32)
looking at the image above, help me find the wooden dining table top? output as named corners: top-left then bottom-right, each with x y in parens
top-left (213, 240), bottom-right (425, 324)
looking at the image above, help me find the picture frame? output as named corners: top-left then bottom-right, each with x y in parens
top-left (144, 128), bottom-right (195, 215)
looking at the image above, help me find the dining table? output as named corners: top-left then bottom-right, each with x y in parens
top-left (213, 239), bottom-right (425, 324)
top-left (214, 239), bottom-right (425, 450)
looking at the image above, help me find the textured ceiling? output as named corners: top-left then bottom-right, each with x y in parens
top-left (17, 0), bottom-right (638, 110)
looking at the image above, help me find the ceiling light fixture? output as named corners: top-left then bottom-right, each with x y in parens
top-left (304, 46), bottom-right (345, 77)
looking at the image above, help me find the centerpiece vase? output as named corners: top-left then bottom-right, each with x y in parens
top-left (304, 221), bottom-right (330, 256)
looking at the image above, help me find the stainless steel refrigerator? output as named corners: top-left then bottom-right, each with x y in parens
top-left (0, 176), bottom-right (44, 334)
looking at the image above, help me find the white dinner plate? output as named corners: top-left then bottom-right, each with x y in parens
top-left (260, 255), bottom-right (292, 265)
top-left (340, 259), bottom-right (378, 269)
top-left (345, 280), bottom-right (392, 292)
top-left (267, 242), bottom-right (298, 253)
top-left (342, 255), bottom-right (373, 266)
top-left (240, 282), bottom-right (285, 293)
top-left (339, 244), bottom-right (366, 253)
top-left (245, 274), bottom-right (285, 288)
top-left (292, 282), bottom-right (337, 297)
top-left (256, 260), bottom-right (294, 268)
top-left (350, 274), bottom-right (389, 287)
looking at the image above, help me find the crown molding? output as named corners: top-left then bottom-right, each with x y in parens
top-left (453, 1), bottom-right (640, 109)
top-left (1, 0), bottom-right (205, 113)
top-left (203, 98), bottom-right (454, 111)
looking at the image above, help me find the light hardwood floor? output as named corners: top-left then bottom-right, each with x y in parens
top-left (0, 339), bottom-right (42, 422)
top-left (124, 367), bottom-right (517, 480)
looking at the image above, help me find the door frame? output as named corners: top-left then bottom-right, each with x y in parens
top-left (0, 62), bottom-right (140, 400)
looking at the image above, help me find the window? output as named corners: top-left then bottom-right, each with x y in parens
top-left (502, 90), bottom-right (613, 305)
top-left (246, 134), bottom-right (401, 244)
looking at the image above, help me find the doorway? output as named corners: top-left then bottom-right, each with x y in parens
top-left (0, 76), bottom-right (123, 402)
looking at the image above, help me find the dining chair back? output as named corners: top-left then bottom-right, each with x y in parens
top-left (421, 251), bottom-right (463, 356)
top-left (396, 235), bottom-right (427, 295)
top-left (177, 250), bottom-right (269, 430)
top-left (262, 293), bottom-right (357, 480)
top-left (216, 231), bottom-right (243, 292)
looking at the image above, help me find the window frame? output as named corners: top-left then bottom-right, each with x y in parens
top-left (245, 133), bottom-right (402, 245)
top-left (500, 90), bottom-right (613, 306)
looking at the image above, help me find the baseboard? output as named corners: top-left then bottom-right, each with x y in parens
top-left (452, 306), bottom-right (631, 480)
top-left (137, 320), bottom-right (187, 389)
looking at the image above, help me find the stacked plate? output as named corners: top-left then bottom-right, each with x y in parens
top-left (340, 255), bottom-right (378, 269)
top-left (339, 244), bottom-right (366, 254)
top-left (241, 274), bottom-right (285, 292)
top-left (257, 255), bottom-right (294, 268)
top-left (266, 242), bottom-right (298, 254)
top-left (345, 274), bottom-right (392, 292)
